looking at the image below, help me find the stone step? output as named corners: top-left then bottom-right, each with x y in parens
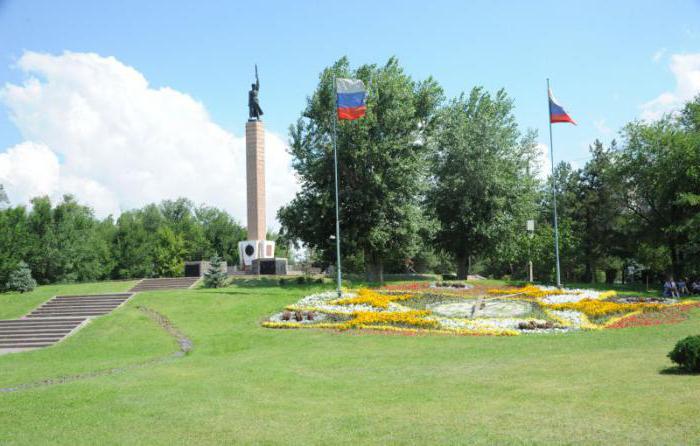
top-left (0, 342), bottom-right (55, 348)
top-left (0, 321), bottom-right (83, 328)
top-left (27, 312), bottom-right (110, 318)
top-left (0, 327), bottom-right (72, 332)
top-left (0, 293), bottom-right (132, 351)
top-left (53, 293), bottom-right (132, 299)
top-left (51, 297), bottom-right (129, 302)
top-left (0, 318), bottom-right (84, 324)
top-left (130, 278), bottom-right (199, 291)
top-left (0, 325), bottom-right (77, 336)
top-left (28, 310), bottom-right (110, 315)
top-left (35, 308), bottom-right (120, 313)
top-left (0, 334), bottom-right (65, 340)
top-left (0, 324), bottom-right (79, 330)
top-left (40, 300), bottom-right (125, 305)
top-left (49, 296), bottom-right (128, 301)
top-left (39, 301), bottom-right (124, 308)
top-left (0, 339), bottom-right (57, 346)
top-left (43, 299), bottom-right (126, 306)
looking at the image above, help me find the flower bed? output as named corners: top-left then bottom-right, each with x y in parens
top-left (263, 284), bottom-right (689, 336)
top-left (605, 301), bottom-right (700, 328)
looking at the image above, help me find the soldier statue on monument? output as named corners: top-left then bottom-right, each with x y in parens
top-left (248, 64), bottom-right (263, 120)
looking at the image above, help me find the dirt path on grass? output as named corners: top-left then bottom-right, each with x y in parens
top-left (0, 306), bottom-right (191, 393)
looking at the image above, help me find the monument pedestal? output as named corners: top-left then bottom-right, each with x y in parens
top-left (252, 258), bottom-right (288, 275)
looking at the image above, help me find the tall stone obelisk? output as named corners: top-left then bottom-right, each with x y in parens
top-left (238, 65), bottom-right (281, 272)
top-left (245, 120), bottom-right (266, 240)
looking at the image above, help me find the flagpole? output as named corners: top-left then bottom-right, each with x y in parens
top-left (547, 78), bottom-right (562, 288)
top-left (332, 75), bottom-right (343, 298)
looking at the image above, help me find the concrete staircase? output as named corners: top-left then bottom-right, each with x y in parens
top-left (129, 277), bottom-right (199, 292)
top-left (26, 293), bottom-right (132, 318)
top-left (0, 293), bottom-right (133, 351)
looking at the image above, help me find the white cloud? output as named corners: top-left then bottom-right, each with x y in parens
top-left (641, 53), bottom-right (700, 120)
top-left (0, 141), bottom-right (60, 200)
top-left (0, 51), bottom-right (299, 228)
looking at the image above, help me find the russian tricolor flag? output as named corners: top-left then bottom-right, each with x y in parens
top-left (549, 88), bottom-right (576, 125)
top-left (336, 78), bottom-right (367, 120)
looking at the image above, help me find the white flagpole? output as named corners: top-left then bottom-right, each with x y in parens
top-left (547, 78), bottom-right (562, 288)
top-left (332, 75), bottom-right (343, 298)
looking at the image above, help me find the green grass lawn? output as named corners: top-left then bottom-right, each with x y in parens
top-left (1, 281), bottom-right (699, 445)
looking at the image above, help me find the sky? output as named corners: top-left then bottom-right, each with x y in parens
top-left (0, 0), bottom-right (699, 227)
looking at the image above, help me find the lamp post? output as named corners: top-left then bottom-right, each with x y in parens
top-left (527, 219), bottom-right (535, 283)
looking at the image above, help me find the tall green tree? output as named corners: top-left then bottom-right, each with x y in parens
top-left (0, 205), bottom-right (30, 287)
top-left (617, 102), bottom-right (700, 277)
top-left (426, 88), bottom-right (539, 279)
top-left (196, 205), bottom-right (246, 266)
top-left (278, 57), bottom-right (443, 282)
top-left (570, 140), bottom-right (625, 282)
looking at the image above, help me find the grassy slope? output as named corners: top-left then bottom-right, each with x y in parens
top-left (1, 281), bottom-right (699, 445)
top-left (0, 280), bottom-right (138, 319)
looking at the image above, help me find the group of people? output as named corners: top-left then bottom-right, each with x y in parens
top-left (664, 277), bottom-right (700, 297)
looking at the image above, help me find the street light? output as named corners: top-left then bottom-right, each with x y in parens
top-left (526, 220), bottom-right (535, 283)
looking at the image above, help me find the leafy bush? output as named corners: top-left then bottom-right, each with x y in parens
top-left (6, 261), bottom-right (37, 293)
top-left (442, 274), bottom-right (458, 281)
top-left (668, 336), bottom-right (700, 372)
top-left (202, 254), bottom-right (228, 288)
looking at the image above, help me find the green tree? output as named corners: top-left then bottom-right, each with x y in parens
top-left (202, 253), bottom-right (228, 288)
top-left (153, 226), bottom-right (186, 277)
top-left (113, 209), bottom-right (158, 278)
top-left (51, 195), bottom-right (113, 282)
top-left (569, 140), bottom-right (625, 283)
top-left (0, 205), bottom-right (30, 288)
top-left (278, 57), bottom-right (443, 282)
top-left (617, 104), bottom-right (700, 277)
top-left (426, 88), bottom-right (539, 279)
top-left (160, 198), bottom-right (207, 259)
top-left (6, 261), bottom-right (37, 293)
top-left (196, 205), bottom-right (246, 266)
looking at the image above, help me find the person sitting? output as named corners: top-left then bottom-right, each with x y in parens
top-left (678, 278), bottom-right (690, 296)
top-left (664, 279), bottom-right (679, 298)
top-left (692, 280), bottom-right (700, 295)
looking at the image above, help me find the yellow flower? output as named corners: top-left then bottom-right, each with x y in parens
top-left (598, 290), bottom-right (617, 300)
top-left (545, 299), bottom-right (664, 318)
top-left (487, 285), bottom-right (574, 299)
top-left (331, 288), bottom-right (413, 309)
top-left (341, 310), bottom-right (438, 329)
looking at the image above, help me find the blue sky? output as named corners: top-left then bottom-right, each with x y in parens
top-left (0, 0), bottom-right (699, 219)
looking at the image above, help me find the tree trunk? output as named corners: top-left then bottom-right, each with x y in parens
top-left (456, 254), bottom-right (468, 280)
top-left (605, 269), bottom-right (616, 284)
top-left (584, 262), bottom-right (594, 283)
top-left (365, 251), bottom-right (384, 284)
top-left (669, 242), bottom-right (682, 278)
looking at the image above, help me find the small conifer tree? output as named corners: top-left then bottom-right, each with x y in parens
top-left (203, 254), bottom-right (228, 288)
top-left (6, 261), bottom-right (37, 293)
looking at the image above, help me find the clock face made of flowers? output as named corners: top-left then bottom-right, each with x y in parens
top-left (263, 284), bottom-right (698, 336)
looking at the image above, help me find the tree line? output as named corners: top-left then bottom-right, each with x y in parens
top-left (279, 57), bottom-right (700, 283)
top-left (1, 57), bottom-right (697, 287)
top-left (0, 196), bottom-right (254, 289)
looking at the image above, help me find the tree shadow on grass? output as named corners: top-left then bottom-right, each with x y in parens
top-left (659, 366), bottom-right (700, 376)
